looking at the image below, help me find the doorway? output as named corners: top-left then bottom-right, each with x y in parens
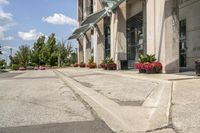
top-left (127, 12), bottom-right (143, 68)
top-left (179, 19), bottom-right (187, 70)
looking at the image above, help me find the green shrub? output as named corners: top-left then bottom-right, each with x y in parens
top-left (63, 62), bottom-right (71, 67)
top-left (12, 64), bottom-right (19, 70)
top-left (139, 54), bottom-right (156, 63)
top-left (88, 56), bottom-right (94, 64)
top-left (105, 58), bottom-right (114, 64)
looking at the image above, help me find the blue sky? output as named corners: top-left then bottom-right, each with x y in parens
top-left (0, 0), bottom-right (77, 60)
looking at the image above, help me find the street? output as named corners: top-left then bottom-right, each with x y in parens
top-left (0, 71), bottom-right (114, 133)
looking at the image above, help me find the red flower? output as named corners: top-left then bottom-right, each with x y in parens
top-left (152, 62), bottom-right (162, 73)
top-left (135, 63), bottom-right (144, 70)
top-left (143, 63), bottom-right (154, 71)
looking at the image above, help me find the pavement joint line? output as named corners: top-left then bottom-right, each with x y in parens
top-left (169, 81), bottom-right (182, 133)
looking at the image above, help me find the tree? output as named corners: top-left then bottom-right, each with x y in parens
top-left (39, 45), bottom-right (50, 66)
top-left (14, 45), bottom-right (31, 68)
top-left (45, 33), bottom-right (58, 66)
top-left (0, 59), bottom-right (6, 67)
top-left (31, 36), bottom-right (45, 65)
top-left (57, 41), bottom-right (71, 66)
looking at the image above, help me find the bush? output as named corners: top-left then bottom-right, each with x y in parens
top-left (105, 58), bottom-right (114, 64)
top-left (12, 64), bottom-right (19, 70)
top-left (63, 62), bottom-right (71, 67)
top-left (139, 54), bottom-right (156, 63)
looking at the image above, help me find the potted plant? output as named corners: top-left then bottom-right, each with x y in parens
top-left (153, 61), bottom-right (162, 73)
top-left (143, 63), bottom-right (155, 74)
top-left (135, 62), bottom-right (146, 73)
top-left (79, 62), bottom-right (86, 68)
top-left (135, 54), bottom-right (162, 74)
top-left (87, 57), bottom-right (96, 69)
top-left (105, 58), bottom-right (117, 70)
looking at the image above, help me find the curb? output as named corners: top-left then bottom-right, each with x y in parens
top-left (54, 69), bottom-right (173, 132)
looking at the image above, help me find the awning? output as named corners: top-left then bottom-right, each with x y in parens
top-left (102, 0), bottom-right (125, 10)
top-left (81, 9), bottom-right (106, 26)
top-left (68, 9), bottom-right (108, 40)
top-left (68, 0), bottom-right (125, 40)
top-left (68, 24), bottom-right (90, 40)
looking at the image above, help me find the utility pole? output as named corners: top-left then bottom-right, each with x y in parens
top-left (10, 48), bottom-right (12, 57)
top-left (0, 44), bottom-right (2, 55)
top-left (58, 53), bottom-right (61, 68)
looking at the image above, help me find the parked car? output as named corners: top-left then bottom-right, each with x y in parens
top-left (19, 67), bottom-right (26, 71)
top-left (26, 66), bottom-right (34, 70)
top-left (34, 66), bottom-right (39, 70)
top-left (39, 66), bottom-right (46, 70)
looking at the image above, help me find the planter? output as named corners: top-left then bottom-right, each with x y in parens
top-left (73, 64), bottom-right (79, 67)
top-left (195, 60), bottom-right (200, 76)
top-left (88, 63), bottom-right (96, 69)
top-left (139, 69), bottom-right (146, 73)
top-left (79, 64), bottom-right (86, 68)
top-left (104, 64), bottom-right (108, 70)
top-left (146, 69), bottom-right (156, 74)
top-left (106, 63), bottom-right (117, 70)
top-left (100, 63), bottom-right (105, 69)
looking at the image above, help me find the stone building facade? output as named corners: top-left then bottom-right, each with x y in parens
top-left (69, 0), bottom-right (200, 73)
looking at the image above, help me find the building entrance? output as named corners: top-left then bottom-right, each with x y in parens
top-left (127, 12), bottom-right (143, 68)
top-left (179, 19), bottom-right (187, 70)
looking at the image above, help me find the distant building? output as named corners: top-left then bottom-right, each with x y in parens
top-left (69, 0), bottom-right (200, 73)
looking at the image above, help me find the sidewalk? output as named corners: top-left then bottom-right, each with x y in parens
top-left (55, 68), bottom-right (200, 133)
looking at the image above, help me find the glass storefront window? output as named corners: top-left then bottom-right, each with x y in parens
top-left (179, 19), bottom-right (187, 67)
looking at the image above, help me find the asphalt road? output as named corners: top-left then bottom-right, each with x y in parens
top-left (0, 120), bottom-right (113, 133)
top-left (0, 71), bottom-right (114, 133)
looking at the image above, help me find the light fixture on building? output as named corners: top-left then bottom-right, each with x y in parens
top-left (80, 33), bottom-right (85, 39)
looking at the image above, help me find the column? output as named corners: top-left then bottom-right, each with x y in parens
top-left (146, 0), bottom-right (179, 73)
top-left (83, 33), bottom-right (91, 64)
top-left (110, 1), bottom-right (127, 69)
top-left (77, 39), bottom-right (84, 64)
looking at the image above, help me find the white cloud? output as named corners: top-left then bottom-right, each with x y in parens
top-left (18, 29), bottom-right (44, 41)
top-left (42, 13), bottom-right (77, 26)
top-left (0, 0), bottom-right (14, 41)
top-left (0, 0), bottom-right (9, 5)
top-left (0, 10), bottom-right (12, 25)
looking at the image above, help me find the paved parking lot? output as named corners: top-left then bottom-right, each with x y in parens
top-left (0, 70), bottom-right (113, 133)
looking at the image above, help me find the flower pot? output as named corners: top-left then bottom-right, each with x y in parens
top-left (100, 63), bottom-right (105, 69)
top-left (73, 64), bottom-right (79, 67)
top-left (146, 69), bottom-right (156, 74)
top-left (88, 63), bottom-right (96, 69)
top-left (106, 63), bottom-right (117, 70)
top-left (79, 64), bottom-right (86, 68)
